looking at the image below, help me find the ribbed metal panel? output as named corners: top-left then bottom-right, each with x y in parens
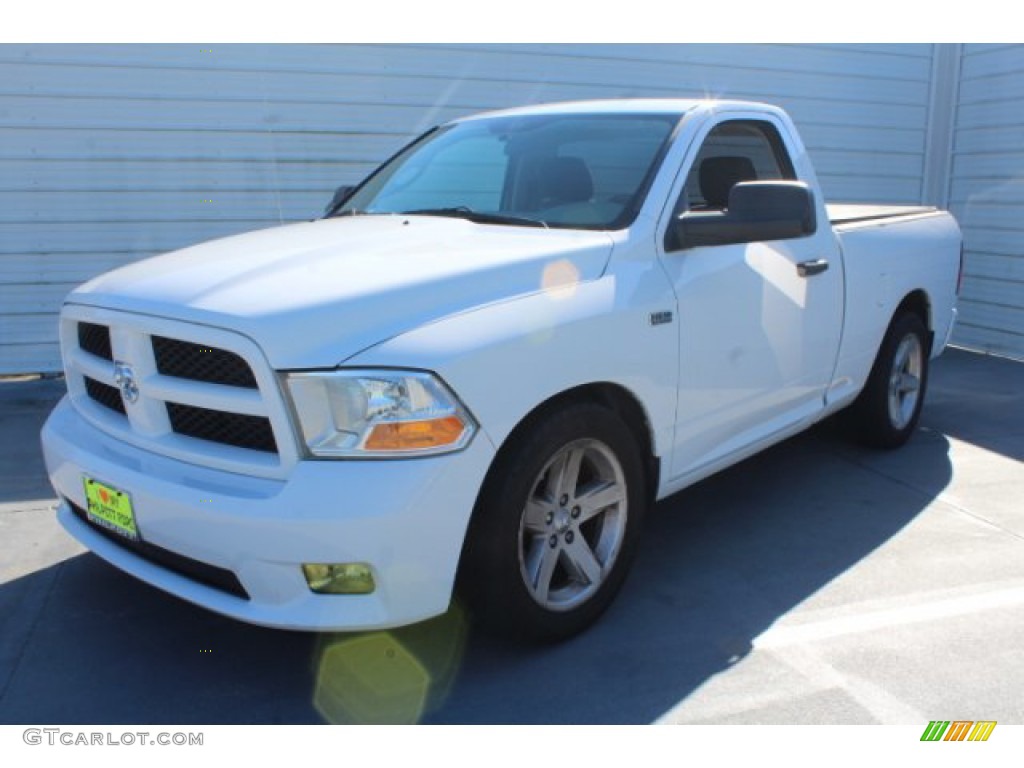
top-left (949, 44), bottom-right (1024, 359)
top-left (1, 43), bottom-right (936, 373)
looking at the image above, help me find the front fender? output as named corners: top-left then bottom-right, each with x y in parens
top-left (345, 267), bottom-right (679, 465)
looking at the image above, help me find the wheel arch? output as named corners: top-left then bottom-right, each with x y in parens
top-left (481, 381), bottom-right (661, 509)
top-left (893, 288), bottom-right (935, 354)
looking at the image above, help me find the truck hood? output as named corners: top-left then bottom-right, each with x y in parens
top-left (68, 215), bottom-right (614, 368)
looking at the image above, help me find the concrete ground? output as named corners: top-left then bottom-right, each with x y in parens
top-left (0, 348), bottom-right (1022, 725)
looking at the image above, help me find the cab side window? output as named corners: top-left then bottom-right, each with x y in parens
top-left (681, 120), bottom-right (796, 212)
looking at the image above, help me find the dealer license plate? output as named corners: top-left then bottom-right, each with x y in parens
top-left (82, 476), bottom-right (139, 541)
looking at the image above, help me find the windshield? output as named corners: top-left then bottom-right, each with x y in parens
top-left (331, 112), bottom-right (681, 230)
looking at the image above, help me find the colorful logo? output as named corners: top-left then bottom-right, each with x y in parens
top-left (921, 721), bottom-right (997, 742)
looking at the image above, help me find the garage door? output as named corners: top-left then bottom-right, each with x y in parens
top-left (1, 44), bottom-right (937, 373)
top-left (949, 44), bottom-right (1024, 359)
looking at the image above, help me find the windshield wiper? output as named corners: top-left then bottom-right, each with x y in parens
top-left (401, 207), bottom-right (548, 229)
top-left (327, 209), bottom-right (372, 219)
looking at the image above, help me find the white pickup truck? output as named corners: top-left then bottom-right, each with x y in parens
top-left (42, 99), bottom-right (961, 639)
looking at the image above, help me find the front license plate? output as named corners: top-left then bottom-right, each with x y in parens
top-left (83, 476), bottom-right (139, 541)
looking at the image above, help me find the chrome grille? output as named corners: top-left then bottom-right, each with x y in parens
top-left (61, 307), bottom-right (296, 479)
top-left (84, 376), bottom-right (126, 415)
top-left (78, 322), bottom-right (113, 360)
top-left (166, 402), bottom-right (277, 453)
top-left (152, 336), bottom-right (258, 389)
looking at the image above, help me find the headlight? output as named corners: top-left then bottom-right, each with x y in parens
top-left (284, 369), bottom-right (476, 458)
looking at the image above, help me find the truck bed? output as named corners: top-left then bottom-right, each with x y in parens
top-left (827, 203), bottom-right (937, 226)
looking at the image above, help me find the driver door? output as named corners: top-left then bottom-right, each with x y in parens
top-left (660, 116), bottom-right (843, 480)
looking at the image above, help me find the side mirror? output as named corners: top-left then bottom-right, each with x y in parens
top-left (674, 181), bottom-right (816, 249)
top-left (324, 185), bottom-right (356, 216)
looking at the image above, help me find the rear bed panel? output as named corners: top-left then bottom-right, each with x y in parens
top-left (828, 204), bottom-right (938, 226)
top-left (825, 210), bottom-right (961, 411)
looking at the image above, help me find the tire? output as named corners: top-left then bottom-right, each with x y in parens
top-left (457, 402), bottom-right (647, 641)
top-left (849, 312), bottom-right (930, 449)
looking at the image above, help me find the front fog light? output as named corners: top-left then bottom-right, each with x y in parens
top-left (303, 563), bottom-right (376, 594)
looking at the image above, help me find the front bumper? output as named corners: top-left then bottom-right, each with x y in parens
top-left (42, 396), bottom-right (496, 631)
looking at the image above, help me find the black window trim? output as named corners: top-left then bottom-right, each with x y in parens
top-left (664, 117), bottom-right (799, 252)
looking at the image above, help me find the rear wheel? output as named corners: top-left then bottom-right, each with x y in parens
top-left (458, 403), bottom-right (646, 640)
top-left (849, 312), bottom-right (930, 449)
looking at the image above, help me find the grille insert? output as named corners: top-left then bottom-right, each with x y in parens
top-left (78, 322), bottom-right (113, 360)
top-left (153, 336), bottom-right (258, 389)
top-left (68, 499), bottom-right (250, 600)
top-left (84, 376), bottom-right (126, 415)
top-left (167, 402), bottom-right (277, 453)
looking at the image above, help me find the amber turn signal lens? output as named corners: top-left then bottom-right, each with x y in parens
top-left (364, 416), bottom-right (467, 451)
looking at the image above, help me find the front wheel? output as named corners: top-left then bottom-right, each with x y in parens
top-left (457, 403), bottom-right (647, 641)
top-left (849, 312), bottom-right (930, 449)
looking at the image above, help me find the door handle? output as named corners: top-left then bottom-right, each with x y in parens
top-left (797, 259), bottom-right (829, 278)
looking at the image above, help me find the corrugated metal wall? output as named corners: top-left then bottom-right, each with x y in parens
top-left (949, 44), bottom-right (1024, 359)
top-left (0, 43), bottom-right (937, 374)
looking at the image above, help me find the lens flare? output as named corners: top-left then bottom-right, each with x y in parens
top-left (541, 259), bottom-right (580, 300)
top-left (313, 604), bottom-right (468, 724)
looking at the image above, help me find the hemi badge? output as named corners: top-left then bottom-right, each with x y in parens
top-left (649, 311), bottom-right (673, 326)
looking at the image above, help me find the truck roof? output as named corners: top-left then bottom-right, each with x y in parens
top-left (453, 98), bottom-right (785, 123)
